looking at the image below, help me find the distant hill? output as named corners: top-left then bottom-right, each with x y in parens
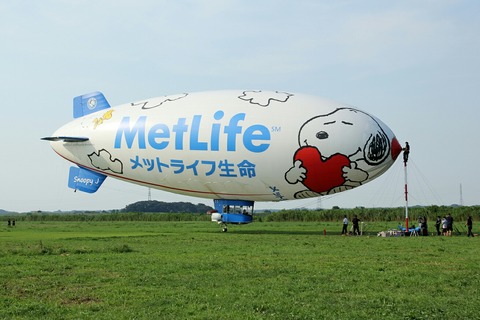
top-left (0, 209), bottom-right (11, 214)
top-left (122, 201), bottom-right (213, 213)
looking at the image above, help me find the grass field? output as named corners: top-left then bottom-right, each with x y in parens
top-left (1, 220), bottom-right (479, 319)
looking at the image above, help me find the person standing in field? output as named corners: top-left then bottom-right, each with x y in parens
top-left (466, 216), bottom-right (474, 237)
top-left (446, 214), bottom-right (453, 236)
top-left (441, 216), bottom-right (447, 236)
top-left (422, 216), bottom-right (428, 236)
top-left (341, 215), bottom-right (349, 235)
top-left (352, 215), bottom-right (360, 235)
top-left (435, 216), bottom-right (441, 236)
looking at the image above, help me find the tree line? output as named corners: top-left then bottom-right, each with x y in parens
top-left (122, 200), bottom-right (213, 213)
top-left (1, 205), bottom-right (478, 223)
top-left (260, 205), bottom-right (480, 223)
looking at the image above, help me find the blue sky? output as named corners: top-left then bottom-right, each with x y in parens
top-left (1, 0), bottom-right (479, 212)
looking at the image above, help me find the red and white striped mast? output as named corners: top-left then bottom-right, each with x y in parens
top-left (403, 142), bottom-right (410, 231)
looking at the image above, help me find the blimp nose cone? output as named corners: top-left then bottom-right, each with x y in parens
top-left (391, 137), bottom-right (402, 160)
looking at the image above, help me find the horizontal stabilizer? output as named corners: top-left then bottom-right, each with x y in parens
top-left (68, 166), bottom-right (107, 193)
top-left (41, 136), bottom-right (89, 142)
top-left (73, 91), bottom-right (111, 118)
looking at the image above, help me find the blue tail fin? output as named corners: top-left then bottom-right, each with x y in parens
top-left (73, 91), bottom-right (111, 118)
top-left (68, 166), bottom-right (107, 193)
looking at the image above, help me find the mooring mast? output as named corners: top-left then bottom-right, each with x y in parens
top-left (403, 142), bottom-right (410, 230)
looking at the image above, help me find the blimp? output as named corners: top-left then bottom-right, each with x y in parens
top-left (43, 90), bottom-right (403, 231)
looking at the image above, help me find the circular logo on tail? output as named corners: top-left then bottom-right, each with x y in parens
top-left (87, 97), bottom-right (97, 110)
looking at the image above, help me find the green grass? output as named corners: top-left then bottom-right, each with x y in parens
top-left (1, 221), bottom-right (479, 319)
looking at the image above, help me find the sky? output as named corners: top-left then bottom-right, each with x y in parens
top-left (1, 0), bottom-right (479, 213)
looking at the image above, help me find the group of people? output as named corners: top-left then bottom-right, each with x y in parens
top-left (341, 215), bottom-right (361, 235)
top-left (341, 214), bottom-right (475, 237)
top-left (416, 214), bottom-right (474, 237)
top-left (7, 219), bottom-right (15, 227)
top-left (418, 216), bottom-right (429, 236)
top-left (435, 214), bottom-right (475, 237)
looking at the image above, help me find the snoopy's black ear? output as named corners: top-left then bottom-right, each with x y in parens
top-left (363, 130), bottom-right (390, 165)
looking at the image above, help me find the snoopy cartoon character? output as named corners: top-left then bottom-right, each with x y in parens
top-left (285, 108), bottom-right (392, 198)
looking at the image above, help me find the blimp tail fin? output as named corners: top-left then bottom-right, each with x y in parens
top-left (68, 166), bottom-right (107, 193)
top-left (73, 91), bottom-right (111, 118)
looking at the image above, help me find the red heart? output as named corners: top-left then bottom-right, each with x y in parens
top-left (294, 146), bottom-right (351, 193)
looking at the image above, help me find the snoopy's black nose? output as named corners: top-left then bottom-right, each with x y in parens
top-left (316, 131), bottom-right (328, 139)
